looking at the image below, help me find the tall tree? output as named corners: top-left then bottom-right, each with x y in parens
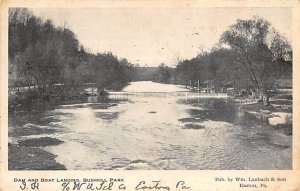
top-left (220, 16), bottom-right (292, 105)
top-left (155, 63), bottom-right (172, 83)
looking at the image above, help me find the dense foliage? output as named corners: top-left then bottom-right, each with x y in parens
top-left (9, 9), bottom-right (292, 105)
top-left (173, 16), bottom-right (292, 104)
top-left (9, 8), bottom-right (136, 98)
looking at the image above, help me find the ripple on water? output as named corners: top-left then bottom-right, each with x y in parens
top-left (9, 82), bottom-right (292, 170)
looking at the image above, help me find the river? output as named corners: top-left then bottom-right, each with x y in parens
top-left (8, 81), bottom-right (292, 170)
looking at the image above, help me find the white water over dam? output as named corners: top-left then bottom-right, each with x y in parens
top-left (122, 81), bottom-right (186, 92)
top-left (109, 81), bottom-right (228, 98)
top-left (9, 81), bottom-right (292, 170)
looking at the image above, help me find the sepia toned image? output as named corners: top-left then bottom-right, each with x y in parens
top-left (7, 6), bottom-right (293, 172)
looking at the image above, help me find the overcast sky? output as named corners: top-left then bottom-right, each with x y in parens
top-left (31, 8), bottom-right (292, 67)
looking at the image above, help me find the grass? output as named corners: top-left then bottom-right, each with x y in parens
top-left (8, 137), bottom-right (66, 170)
top-left (9, 145), bottom-right (66, 170)
top-left (18, 137), bottom-right (64, 147)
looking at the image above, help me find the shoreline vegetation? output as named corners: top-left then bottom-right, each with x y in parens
top-left (8, 8), bottom-right (292, 170)
top-left (9, 9), bottom-right (292, 109)
top-left (8, 87), bottom-right (292, 170)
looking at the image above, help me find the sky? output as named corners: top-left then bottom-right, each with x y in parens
top-left (31, 7), bottom-right (292, 67)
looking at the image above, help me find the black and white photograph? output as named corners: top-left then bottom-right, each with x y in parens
top-left (7, 6), bottom-right (293, 171)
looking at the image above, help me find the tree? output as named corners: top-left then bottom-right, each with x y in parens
top-left (220, 16), bottom-right (292, 105)
top-left (21, 40), bottom-right (63, 95)
top-left (9, 8), bottom-right (84, 97)
top-left (155, 63), bottom-right (172, 83)
top-left (8, 8), bottom-right (138, 99)
top-left (88, 53), bottom-right (135, 93)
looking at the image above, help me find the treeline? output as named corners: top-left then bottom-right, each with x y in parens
top-left (171, 16), bottom-right (292, 105)
top-left (132, 65), bottom-right (174, 84)
top-left (174, 48), bottom-right (250, 88)
top-left (9, 8), bottom-right (137, 99)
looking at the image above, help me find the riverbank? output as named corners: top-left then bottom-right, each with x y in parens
top-left (8, 101), bottom-right (119, 170)
top-left (234, 89), bottom-right (292, 135)
top-left (7, 82), bottom-right (292, 170)
top-left (9, 137), bottom-right (66, 170)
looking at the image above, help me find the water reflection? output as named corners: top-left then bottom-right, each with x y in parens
top-left (8, 81), bottom-right (292, 170)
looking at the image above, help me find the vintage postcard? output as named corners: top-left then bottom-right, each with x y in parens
top-left (1, 0), bottom-right (300, 190)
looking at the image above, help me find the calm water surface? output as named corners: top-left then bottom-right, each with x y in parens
top-left (9, 81), bottom-right (292, 170)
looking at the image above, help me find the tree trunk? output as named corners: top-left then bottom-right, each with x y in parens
top-left (259, 90), bottom-right (270, 106)
top-left (262, 93), bottom-right (270, 106)
top-left (97, 87), bottom-right (104, 96)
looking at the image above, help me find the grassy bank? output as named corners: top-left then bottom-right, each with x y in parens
top-left (234, 90), bottom-right (292, 136)
top-left (9, 137), bottom-right (66, 170)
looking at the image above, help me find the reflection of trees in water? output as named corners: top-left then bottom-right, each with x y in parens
top-left (9, 125), bottom-right (58, 137)
top-left (235, 111), bottom-right (259, 126)
top-left (200, 99), bottom-right (236, 111)
top-left (83, 97), bottom-right (122, 121)
top-left (9, 108), bottom-right (61, 128)
top-left (94, 112), bottom-right (120, 121)
top-left (179, 98), bottom-right (292, 131)
top-left (179, 98), bottom-right (238, 123)
top-left (178, 98), bottom-right (235, 109)
top-left (187, 108), bottom-right (236, 123)
top-left (9, 95), bottom-right (123, 126)
top-left (179, 98), bottom-right (271, 126)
